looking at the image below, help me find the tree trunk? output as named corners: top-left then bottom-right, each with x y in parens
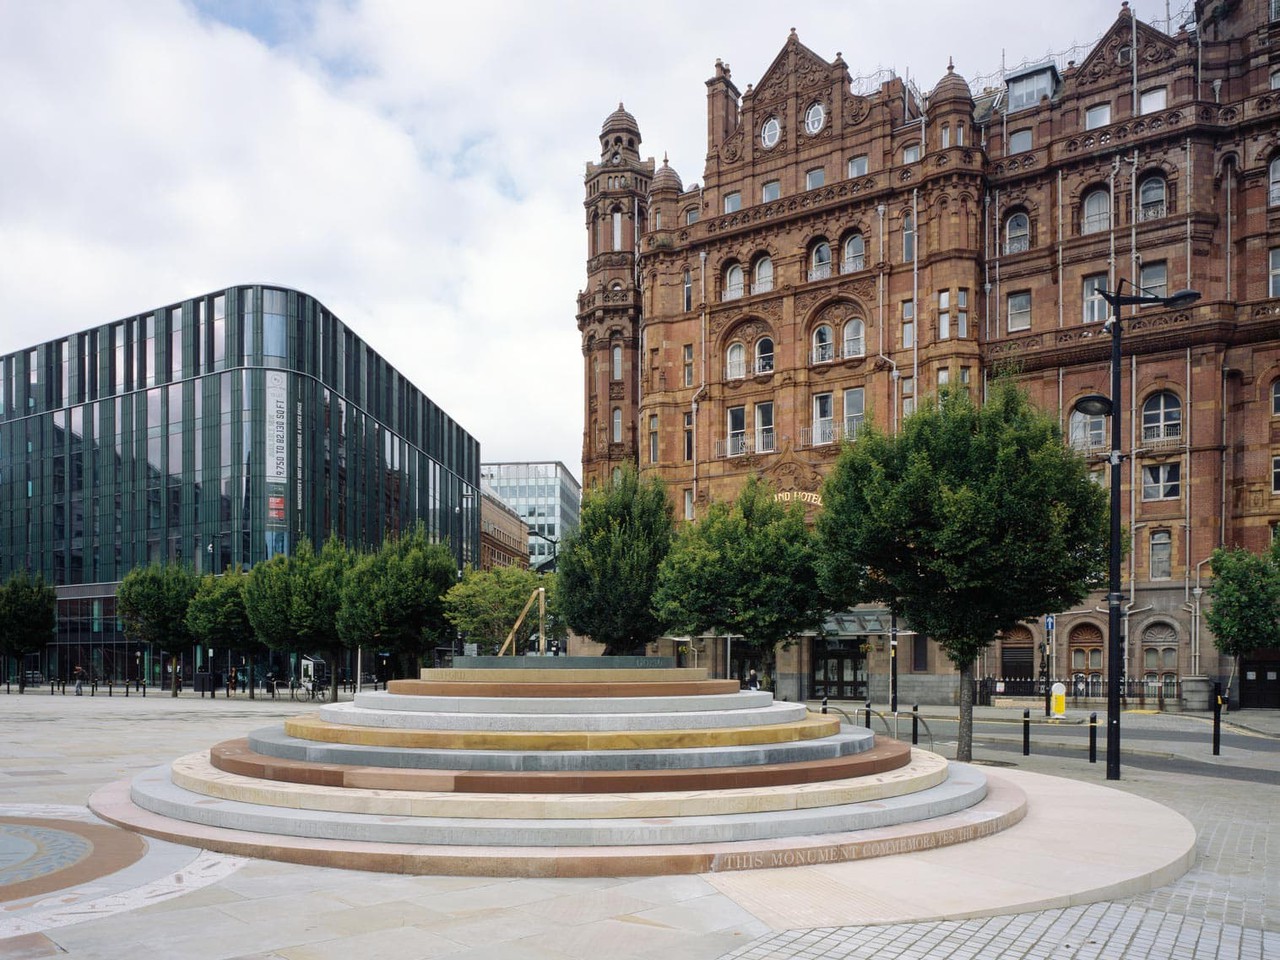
top-left (956, 660), bottom-right (974, 762)
top-left (248, 660), bottom-right (255, 700)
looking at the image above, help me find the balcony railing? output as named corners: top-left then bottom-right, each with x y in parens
top-left (1004, 235), bottom-right (1030, 255)
top-left (1138, 201), bottom-right (1166, 222)
top-left (1142, 422), bottom-right (1182, 447)
top-left (810, 342), bottom-right (836, 364)
top-left (1069, 432), bottom-right (1107, 452)
top-left (809, 261), bottom-right (833, 282)
top-left (804, 420), bottom-right (837, 447)
top-left (841, 254), bottom-right (865, 274)
top-left (752, 277), bottom-right (773, 294)
top-left (715, 430), bottom-right (775, 458)
top-left (754, 355), bottom-right (774, 375)
top-left (842, 338), bottom-right (864, 359)
top-left (722, 282), bottom-right (744, 302)
top-left (726, 358), bottom-right (746, 380)
top-left (1082, 214), bottom-right (1111, 235)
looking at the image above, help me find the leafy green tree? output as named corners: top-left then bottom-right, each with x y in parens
top-left (244, 552), bottom-right (295, 675)
top-left (655, 476), bottom-right (825, 667)
top-left (557, 466), bottom-right (674, 655)
top-left (0, 571), bottom-right (57, 692)
top-left (1205, 538), bottom-right (1280, 698)
top-left (291, 536), bottom-right (353, 701)
top-left (816, 384), bottom-right (1108, 761)
top-left (117, 563), bottom-right (197, 696)
top-left (337, 524), bottom-right (456, 676)
top-left (444, 566), bottom-right (565, 655)
top-left (186, 566), bottom-right (259, 696)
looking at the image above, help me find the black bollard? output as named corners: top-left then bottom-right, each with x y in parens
top-left (108, 681), bottom-right (112, 696)
top-left (821, 695), bottom-right (827, 715)
top-left (864, 701), bottom-right (872, 729)
top-left (1089, 712), bottom-right (1098, 763)
top-left (1213, 682), bottom-right (1222, 756)
top-left (1022, 708), bottom-right (1031, 756)
top-left (912, 704), bottom-right (919, 745)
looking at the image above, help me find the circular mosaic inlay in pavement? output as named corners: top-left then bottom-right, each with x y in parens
top-left (0, 817), bottom-right (146, 903)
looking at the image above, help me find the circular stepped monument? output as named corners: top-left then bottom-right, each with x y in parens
top-left (90, 657), bottom-right (1028, 877)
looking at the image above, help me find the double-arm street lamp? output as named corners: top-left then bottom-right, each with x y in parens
top-left (1073, 280), bottom-right (1200, 781)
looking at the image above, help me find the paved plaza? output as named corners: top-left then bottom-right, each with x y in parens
top-left (0, 689), bottom-right (1275, 960)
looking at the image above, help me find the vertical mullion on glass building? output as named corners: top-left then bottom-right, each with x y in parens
top-left (0, 285), bottom-right (480, 683)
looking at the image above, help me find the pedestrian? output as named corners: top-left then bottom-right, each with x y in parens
top-left (73, 665), bottom-right (84, 696)
top-left (746, 669), bottom-right (760, 690)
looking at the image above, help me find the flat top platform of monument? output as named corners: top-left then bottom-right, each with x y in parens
top-left (449, 656), bottom-right (676, 669)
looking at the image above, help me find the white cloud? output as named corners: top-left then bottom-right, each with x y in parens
top-left (0, 0), bottom-right (1153, 479)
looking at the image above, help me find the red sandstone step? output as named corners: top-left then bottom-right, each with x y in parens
top-left (386, 679), bottom-right (742, 697)
top-left (208, 738), bottom-right (913, 793)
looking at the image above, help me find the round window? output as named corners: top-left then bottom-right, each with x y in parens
top-left (805, 102), bottom-right (826, 135)
top-left (761, 117), bottom-right (781, 149)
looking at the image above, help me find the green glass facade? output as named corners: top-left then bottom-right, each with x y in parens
top-left (0, 285), bottom-right (479, 682)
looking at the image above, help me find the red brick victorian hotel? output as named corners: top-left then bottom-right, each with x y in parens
top-left (577, 1), bottom-right (1280, 709)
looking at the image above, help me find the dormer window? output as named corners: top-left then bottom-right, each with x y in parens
top-left (1006, 66), bottom-right (1055, 111)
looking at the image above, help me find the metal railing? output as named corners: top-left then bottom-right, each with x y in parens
top-left (726, 358), bottom-right (746, 379)
top-left (721, 282), bottom-right (744, 302)
top-left (977, 676), bottom-right (1183, 709)
top-left (1004, 235), bottom-right (1030, 255)
top-left (1138, 201), bottom-right (1166, 222)
top-left (841, 254), bottom-right (865, 274)
top-left (810, 341), bottom-right (836, 364)
top-left (752, 277), bottom-right (774, 294)
top-left (714, 430), bottom-right (775, 459)
top-left (809, 261), bottom-right (833, 282)
top-left (754, 355), bottom-right (774, 375)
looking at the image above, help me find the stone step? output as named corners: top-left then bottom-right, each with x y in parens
top-left (418, 667), bottom-right (705, 683)
top-left (247, 726), bottom-right (874, 771)
top-left (354, 689), bottom-right (772, 714)
top-left (180, 746), bottom-right (945, 817)
top-left (282, 713), bottom-right (841, 750)
top-left (315, 700), bottom-right (809, 732)
top-left (127, 761), bottom-right (988, 847)
top-left (208, 736), bottom-right (914, 793)
top-left (386, 679), bottom-right (741, 697)
top-left (91, 771), bottom-right (1027, 877)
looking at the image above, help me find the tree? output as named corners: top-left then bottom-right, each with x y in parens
top-left (117, 563), bottom-right (197, 696)
top-left (337, 523), bottom-right (456, 676)
top-left (244, 552), bottom-right (295, 681)
top-left (444, 566), bottom-right (565, 655)
top-left (1205, 538), bottom-right (1280, 697)
top-left (655, 476), bottom-right (825, 669)
top-left (185, 566), bottom-right (259, 696)
top-left (0, 571), bottom-right (57, 692)
top-left (557, 466), bottom-right (675, 656)
top-left (291, 536), bottom-right (352, 701)
top-left (816, 384), bottom-right (1108, 761)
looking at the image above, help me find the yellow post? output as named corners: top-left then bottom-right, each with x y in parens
top-left (498, 588), bottom-right (544, 656)
top-left (1051, 682), bottom-right (1066, 718)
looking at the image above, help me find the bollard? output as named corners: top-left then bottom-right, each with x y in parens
top-left (108, 681), bottom-right (112, 697)
top-left (864, 701), bottom-right (872, 729)
top-left (1089, 712), bottom-right (1098, 763)
top-left (1213, 682), bottom-right (1222, 756)
top-left (50, 680), bottom-right (55, 696)
top-left (912, 704), bottom-right (919, 745)
top-left (125, 680), bottom-right (129, 697)
top-left (821, 695), bottom-right (827, 715)
top-left (90, 681), bottom-right (96, 697)
top-left (1022, 709), bottom-right (1031, 756)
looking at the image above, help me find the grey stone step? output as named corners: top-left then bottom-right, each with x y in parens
top-left (246, 726), bottom-right (875, 771)
top-left (128, 762), bottom-right (988, 847)
top-left (352, 689), bottom-right (774, 715)
top-left (316, 700), bottom-right (808, 732)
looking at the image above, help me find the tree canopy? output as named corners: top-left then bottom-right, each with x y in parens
top-left (816, 383), bottom-right (1108, 761)
top-left (1205, 538), bottom-right (1280, 664)
top-left (557, 466), bottom-right (674, 655)
top-left (117, 562), bottom-right (197, 696)
top-left (186, 566), bottom-right (260, 695)
top-left (655, 475), bottom-right (825, 659)
top-left (0, 571), bottom-right (57, 691)
top-left (443, 566), bottom-right (564, 655)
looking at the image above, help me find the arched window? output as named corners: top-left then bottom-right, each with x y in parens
top-left (902, 212), bottom-right (915, 261)
top-left (1069, 623), bottom-right (1104, 694)
top-left (611, 407), bottom-right (622, 443)
top-left (1270, 157), bottom-right (1280, 207)
top-left (1142, 391), bottom-right (1182, 443)
top-left (1082, 188), bottom-right (1110, 234)
top-left (611, 206), bottom-right (624, 251)
top-left (809, 241), bottom-right (833, 281)
top-left (753, 256), bottom-right (774, 294)
top-left (843, 319), bottom-right (865, 358)
top-left (811, 324), bottom-right (835, 363)
top-left (611, 344), bottom-right (622, 380)
top-left (1272, 379), bottom-right (1280, 417)
top-left (1068, 409), bottom-right (1106, 451)
top-left (1139, 176), bottom-right (1166, 221)
top-left (1141, 623), bottom-right (1179, 695)
top-left (726, 342), bottom-right (746, 380)
top-left (842, 234), bottom-right (865, 273)
top-left (1004, 212), bottom-right (1029, 254)
top-left (754, 337), bottom-right (774, 374)
top-left (723, 263), bottom-right (744, 301)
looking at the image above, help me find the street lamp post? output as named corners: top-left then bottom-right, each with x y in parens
top-left (1074, 281), bottom-right (1199, 781)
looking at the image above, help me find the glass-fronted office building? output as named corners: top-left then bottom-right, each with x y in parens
top-left (0, 285), bottom-right (479, 683)
top-left (479, 461), bottom-right (580, 571)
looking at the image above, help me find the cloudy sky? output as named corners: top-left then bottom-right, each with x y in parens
top-left (0, 0), bottom-right (1185, 481)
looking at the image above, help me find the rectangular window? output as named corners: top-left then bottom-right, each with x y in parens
top-left (1083, 273), bottom-right (1109, 323)
top-left (940, 125), bottom-right (951, 149)
top-left (1007, 291), bottom-right (1032, 331)
top-left (1274, 456), bottom-right (1280, 494)
top-left (901, 376), bottom-right (915, 416)
top-left (843, 387), bottom-right (864, 441)
top-left (1085, 103), bottom-right (1111, 129)
top-left (1150, 531), bottom-right (1172, 580)
top-left (649, 414), bottom-right (659, 464)
top-left (1142, 462), bottom-right (1181, 500)
top-left (902, 300), bottom-right (915, 347)
top-left (847, 155), bottom-right (868, 178)
top-left (685, 207), bottom-right (699, 225)
top-left (912, 634), bottom-right (928, 672)
top-left (957, 289), bottom-right (969, 338)
top-left (806, 167), bottom-right (825, 190)
top-left (938, 290), bottom-right (951, 339)
top-left (756, 402), bottom-right (774, 453)
top-left (612, 210), bottom-right (623, 251)
top-left (683, 344), bottom-right (694, 387)
top-left (683, 411), bottom-right (693, 461)
top-left (1008, 129), bottom-right (1032, 154)
top-left (813, 393), bottom-right (834, 445)
top-left (724, 192), bottom-right (741, 214)
top-left (1270, 249), bottom-right (1280, 298)
top-left (684, 489), bottom-right (694, 520)
top-left (1139, 87), bottom-right (1166, 115)
top-left (1007, 70), bottom-right (1053, 111)
top-left (762, 180), bottom-right (780, 202)
top-left (726, 406), bottom-right (746, 457)
top-left (959, 366), bottom-right (971, 390)
top-left (683, 271), bottom-right (693, 311)
top-left (1140, 261), bottom-right (1168, 300)
top-left (937, 368), bottom-right (950, 388)
top-left (902, 144), bottom-right (920, 163)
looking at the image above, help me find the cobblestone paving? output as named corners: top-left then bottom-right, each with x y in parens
top-left (720, 755), bottom-right (1277, 960)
